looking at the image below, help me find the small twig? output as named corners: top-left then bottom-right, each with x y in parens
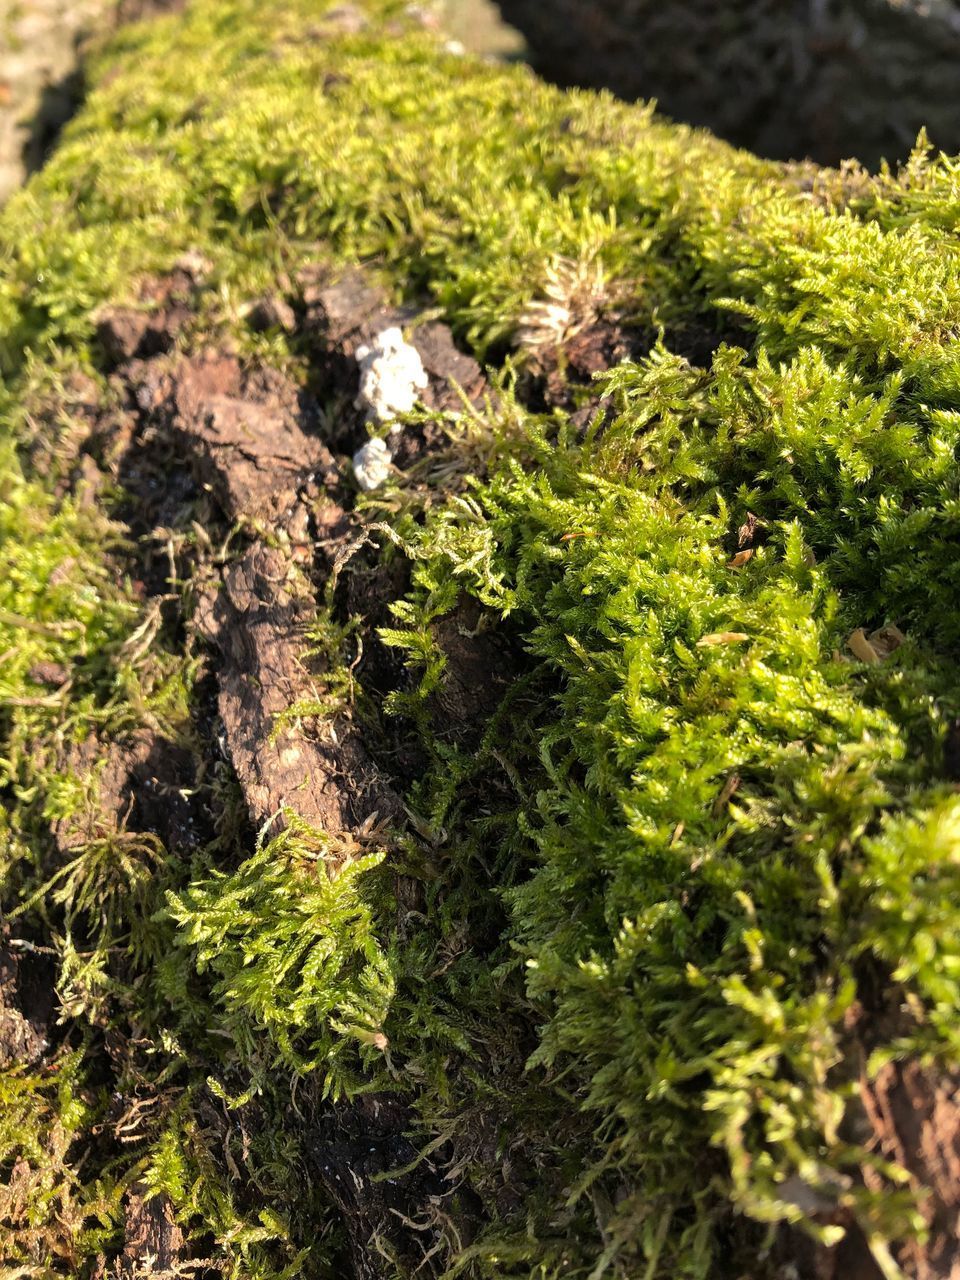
top-left (6, 937), bottom-right (59, 956)
top-left (0, 690), bottom-right (71, 708)
top-left (0, 608), bottom-right (83, 637)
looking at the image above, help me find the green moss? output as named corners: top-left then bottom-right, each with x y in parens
top-left (385, 362), bottom-right (952, 1267)
top-left (166, 824), bottom-right (393, 1086)
top-left (0, 1051), bottom-right (123, 1268)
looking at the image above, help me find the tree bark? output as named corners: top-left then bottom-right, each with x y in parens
top-left (494, 0), bottom-right (960, 166)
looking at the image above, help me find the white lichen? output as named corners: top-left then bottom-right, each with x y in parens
top-left (352, 436), bottom-right (393, 492)
top-left (354, 327), bottom-right (429, 424)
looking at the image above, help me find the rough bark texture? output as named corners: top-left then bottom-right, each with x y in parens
top-left (118, 1186), bottom-right (185, 1279)
top-left (777, 986), bottom-right (960, 1280)
top-left (862, 1060), bottom-right (960, 1279)
top-left (0, 941), bottom-right (53, 1068)
top-left (778, 1055), bottom-right (960, 1280)
top-left (493, 0), bottom-right (960, 166)
top-left (429, 597), bottom-right (522, 746)
top-left (307, 1093), bottom-right (455, 1280)
top-left (95, 269), bottom-right (492, 851)
top-left (299, 266), bottom-right (487, 462)
top-left (51, 729), bottom-right (205, 858)
top-left (149, 352), bottom-right (339, 524)
top-left (196, 541), bottom-right (401, 839)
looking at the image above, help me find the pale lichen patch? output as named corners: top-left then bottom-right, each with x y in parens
top-left (354, 326), bottom-right (429, 424)
top-left (352, 436), bottom-right (394, 491)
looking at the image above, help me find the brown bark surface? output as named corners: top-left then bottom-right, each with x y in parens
top-left (161, 352), bottom-right (339, 524)
top-left (0, 942), bottom-right (52, 1068)
top-left (118, 1185), bottom-right (185, 1279)
top-left (196, 540), bottom-right (401, 839)
top-left (862, 1060), bottom-right (960, 1279)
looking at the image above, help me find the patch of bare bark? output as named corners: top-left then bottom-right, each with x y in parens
top-left (195, 541), bottom-right (400, 838)
top-left (82, 265), bottom-right (494, 859)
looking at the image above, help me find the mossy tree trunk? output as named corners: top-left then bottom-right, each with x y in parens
top-left (6, 2), bottom-right (960, 1278)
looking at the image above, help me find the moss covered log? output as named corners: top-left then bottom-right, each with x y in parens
top-left (494, 0), bottom-right (960, 167)
top-left (4, 2), bottom-right (960, 1277)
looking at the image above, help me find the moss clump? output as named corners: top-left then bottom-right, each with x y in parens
top-left (4, 1), bottom-right (960, 1277)
top-left (386, 356), bottom-right (958, 1270)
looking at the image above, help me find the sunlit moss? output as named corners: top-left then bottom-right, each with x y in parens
top-left (3, 0), bottom-right (960, 1276)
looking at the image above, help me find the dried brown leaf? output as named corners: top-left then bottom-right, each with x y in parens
top-left (847, 628), bottom-right (880, 663)
top-left (736, 512), bottom-right (759, 550)
top-left (848, 625), bottom-right (905, 664)
top-left (868, 624), bottom-right (906, 659)
top-left (697, 631), bottom-right (749, 647)
top-left (712, 773), bottom-right (742, 817)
